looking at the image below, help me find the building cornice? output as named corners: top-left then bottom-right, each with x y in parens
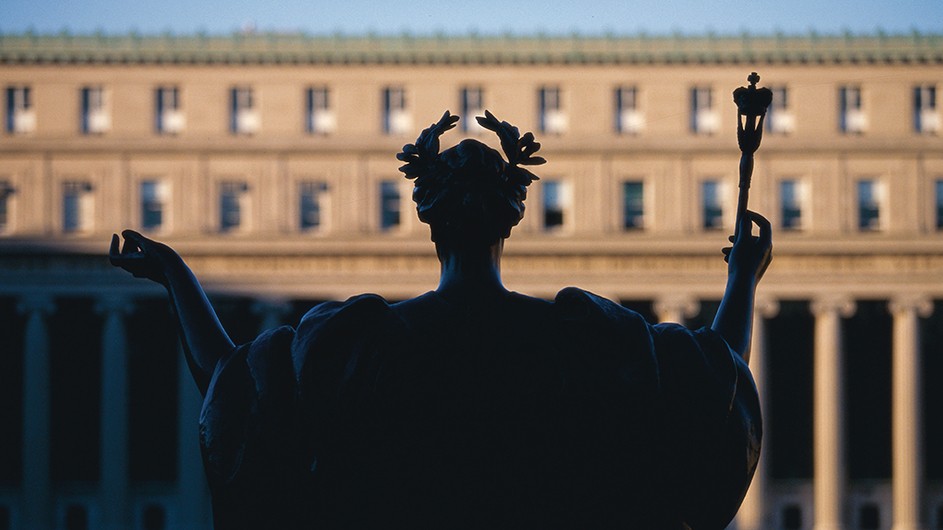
top-left (4, 234), bottom-right (943, 257)
top-left (5, 238), bottom-right (943, 301)
top-left (0, 136), bottom-right (940, 157)
top-left (1, 32), bottom-right (941, 66)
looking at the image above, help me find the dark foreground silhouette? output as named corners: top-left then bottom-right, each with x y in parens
top-left (111, 110), bottom-right (771, 529)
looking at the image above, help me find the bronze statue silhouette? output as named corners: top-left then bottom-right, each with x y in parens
top-left (110, 109), bottom-right (772, 529)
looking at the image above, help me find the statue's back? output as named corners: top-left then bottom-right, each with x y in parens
top-left (201, 288), bottom-right (759, 529)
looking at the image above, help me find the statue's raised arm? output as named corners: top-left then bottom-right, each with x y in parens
top-left (712, 210), bottom-right (772, 361)
top-left (109, 230), bottom-right (234, 394)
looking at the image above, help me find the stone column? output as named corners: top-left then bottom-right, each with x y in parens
top-left (811, 296), bottom-right (856, 530)
top-left (96, 295), bottom-right (131, 530)
top-left (19, 294), bottom-right (55, 530)
top-left (736, 298), bottom-right (780, 530)
top-left (177, 342), bottom-right (208, 530)
top-left (888, 296), bottom-right (932, 530)
top-left (252, 298), bottom-right (291, 333)
top-left (654, 296), bottom-right (699, 325)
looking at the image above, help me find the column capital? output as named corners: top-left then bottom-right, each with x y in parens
top-left (653, 296), bottom-right (699, 321)
top-left (17, 293), bottom-right (55, 316)
top-left (811, 296), bottom-right (856, 318)
top-left (95, 294), bottom-right (133, 315)
top-left (756, 297), bottom-right (780, 319)
top-left (888, 295), bottom-right (933, 318)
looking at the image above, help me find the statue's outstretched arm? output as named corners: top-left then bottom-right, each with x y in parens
top-left (110, 230), bottom-right (235, 394)
top-left (711, 211), bottom-right (772, 362)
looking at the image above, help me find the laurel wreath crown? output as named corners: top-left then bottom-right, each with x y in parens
top-left (396, 110), bottom-right (545, 187)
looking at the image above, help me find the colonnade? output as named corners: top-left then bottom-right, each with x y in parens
top-left (734, 295), bottom-right (934, 530)
top-left (17, 294), bottom-right (209, 530)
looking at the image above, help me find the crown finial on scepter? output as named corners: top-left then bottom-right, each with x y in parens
top-left (731, 72), bottom-right (773, 238)
top-left (747, 72), bottom-right (760, 88)
top-left (733, 73), bottom-right (772, 122)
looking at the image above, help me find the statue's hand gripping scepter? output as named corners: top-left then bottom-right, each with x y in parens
top-left (732, 72), bottom-right (772, 238)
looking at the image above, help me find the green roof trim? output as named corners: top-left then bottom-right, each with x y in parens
top-left (1, 32), bottom-right (941, 65)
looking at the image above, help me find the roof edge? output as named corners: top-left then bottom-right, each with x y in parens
top-left (1, 31), bottom-right (940, 66)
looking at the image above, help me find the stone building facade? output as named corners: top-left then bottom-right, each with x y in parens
top-left (0, 32), bottom-right (942, 529)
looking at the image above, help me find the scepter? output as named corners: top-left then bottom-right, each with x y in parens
top-left (732, 72), bottom-right (772, 238)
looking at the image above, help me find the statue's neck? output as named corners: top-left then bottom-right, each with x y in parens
top-left (435, 240), bottom-right (506, 300)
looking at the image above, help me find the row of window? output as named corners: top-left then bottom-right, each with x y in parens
top-left (0, 502), bottom-right (170, 530)
top-left (773, 499), bottom-right (943, 530)
top-left (0, 459), bottom-right (913, 530)
top-left (3, 83), bottom-right (940, 136)
top-left (1, 176), bottom-right (940, 236)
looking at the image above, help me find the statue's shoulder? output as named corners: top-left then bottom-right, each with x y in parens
top-left (549, 287), bottom-right (659, 386)
top-left (553, 287), bottom-right (649, 328)
top-left (293, 293), bottom-right (397, 357)
top-left (298, 294), bottom-right (393, 329)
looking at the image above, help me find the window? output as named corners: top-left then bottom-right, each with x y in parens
top-left (299, 181), bottom-right (329, 231)
top-left (230, 87), bottom-right (258, 135)
top-left (141, 503), bottom-right (167, 530)
top-left (615, 86), bottom-right (643, 134)
top-left (383, 87), bottom-right (411, 135)
top-left (62, 181), bottom-right (94, 233)
top-left (80, 86), bottom-right (110, 134)
top-left (935, 180), bottom-right (943, 230)
top-left (140, 180), bottom-right (169, 232)
top-left (766, 86), bottom-right (795, 135)
top-left (6, 85), bottom-right (35, 134)
top-left (542, 180), bottom-right (570, 230)
top-left (622, 181), bottom-right (645, 230)
top-left (219, 181), bottom-right (249, 232)
top-left (691, 86), bottom-right (718, 135)
top-left (538, 86), bottom-right (567, 134)
top-left (460, 87), bottom-right (484, 132)
top-left (379, 181), bottom-right (401, 230)
top-left (857, 179), bottom-right (884, 231)
top-left (64, 504), bottom-right (89, 530)
top-left (839, 86), bottom-right (867, 134)
top-left (780, 179), bottom-right (806, 230)
top-left (914, 84), bottom-right (939, 134)
top-left (0, 181), bottom-right (14, 233)
top-left (306, 87), bottom-right (335, 135)
top-left (857, 503), bottom-right (881, 529)
top-left (701, 180), bottom-right (726, 230)
top-left (781, 504), bottom-right (803, 529)
top-left (155, 86), bottom-right (184, 134)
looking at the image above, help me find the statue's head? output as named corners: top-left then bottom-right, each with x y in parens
top-left (397, 111), bottom-right (545, 246)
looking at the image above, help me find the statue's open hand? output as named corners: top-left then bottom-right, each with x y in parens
top-left (722, 210), bottom-right (772, 281)
top-left (109, 230), bottom-right (178, 286)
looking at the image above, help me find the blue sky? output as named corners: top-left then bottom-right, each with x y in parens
top-left (1, 0), bottom-right (941, 36)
